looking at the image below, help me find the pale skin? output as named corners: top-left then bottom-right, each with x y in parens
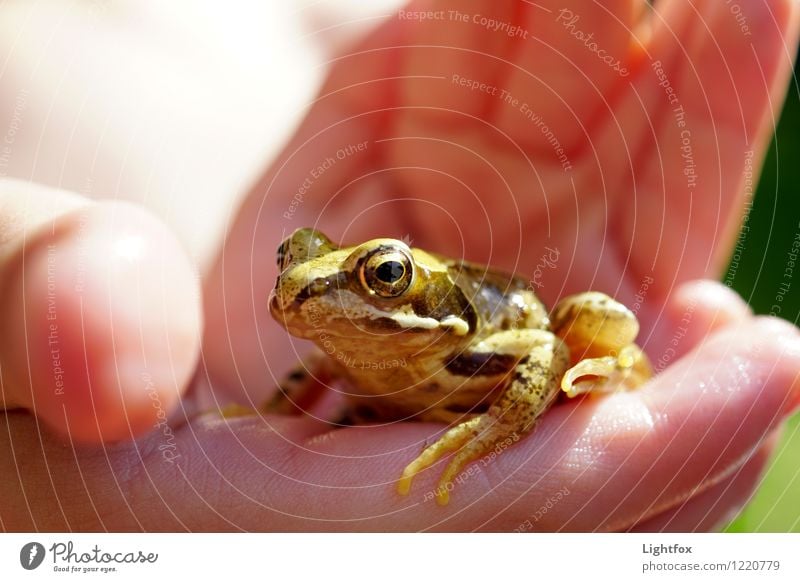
top-left (2, 0), bottom-right (800, 531)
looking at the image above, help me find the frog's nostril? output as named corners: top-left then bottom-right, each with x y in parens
top-left (308, 278), bottom-right (330, 296)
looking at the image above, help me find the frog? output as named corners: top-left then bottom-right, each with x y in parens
top-left (268, 228), bottom-right (652, 505)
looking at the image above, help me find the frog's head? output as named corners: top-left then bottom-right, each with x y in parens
top-left (269, 228), bottom-right (474, 349)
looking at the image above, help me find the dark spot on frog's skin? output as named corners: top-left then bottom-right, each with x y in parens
top-left (330, 407), bottom-right (358, 426)
top-left (363, 317), bottom-right (404, 332)
top-left (353, 405), bottom-right (379, 422)
top-left (349, 316), bottom-right (448, 333)
top-left (331, 402), bottom-right (385, 425)
top-left (421, 382), bottom-right (442, 393)
top-left (287, 369), bottom-right (307, 382)
top-left (445, 352), bottom-right (518, 377)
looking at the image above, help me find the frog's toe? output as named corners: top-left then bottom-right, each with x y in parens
top-left (218, 403), bottom-right (258, 418)
top-left (397, 417), bottom-right (483, 497)
top-left (434, 440), bottom-right (489, 506)
top-left (561, 356), bottom-right (617, 397)
top-left (433, 417), bottom-right (524, 505)
top-left (561, 345), bottom-right (651, 397)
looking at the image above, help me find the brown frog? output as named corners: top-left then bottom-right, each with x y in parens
top-left (268, 228), bottom-right (651, 504)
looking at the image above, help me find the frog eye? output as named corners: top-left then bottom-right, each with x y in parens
top-left (360, 248), bottom-right (414, 298)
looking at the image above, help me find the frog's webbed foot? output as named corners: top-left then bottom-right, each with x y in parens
top-left (551, 292), bottom-right (652, 398)
top-left (398, 331), bottom-right (569, 505)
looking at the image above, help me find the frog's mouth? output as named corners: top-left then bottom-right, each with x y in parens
top-left (273, 301), bottom-right (470, 343)
top-left (268, 291), bottom-right (284, 321)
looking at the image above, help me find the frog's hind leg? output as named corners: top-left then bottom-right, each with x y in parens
top-left (551, 292), bottom-right (652, 397)
top-left (398, 330), bottom-right (569, 505)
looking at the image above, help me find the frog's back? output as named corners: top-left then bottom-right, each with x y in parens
top-left (443, 258), bottom-right (551, 336)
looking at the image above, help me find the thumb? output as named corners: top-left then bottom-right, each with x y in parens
top-left (0, 179), bottom-right (201, 443)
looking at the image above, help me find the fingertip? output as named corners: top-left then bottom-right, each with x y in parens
top-left (649, 315), bottom-right (800, 429)
top-left (648, 279), bottom-right (752, 361)
top-left (669, 279), bottom-right (752, 337)
top-left (752, 315), bottom-right (800, 412)
top-left (672, 279), bottom-right (752, 322)
top-left (745, 315), bottom-right (800, 407)
top-left (1, 202), bottom-right (202, 443)
top-left (751, 313), bottom-right (800, 341)
top-left (518, 317), bottom-right (800, 531)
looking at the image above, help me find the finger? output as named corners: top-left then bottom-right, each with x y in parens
top-left (396, 1), bottom-right (520, 120)
top-left (640, 278), bottom-right (752, 361)
top-left (510, 316), bottom-right (800, 532)
top-left (492, 0), bottom-right (640, 152)
top-left (392, 0), bottom-right (639, 149)
top-left (381, 0), bottom-right (643, 256)
top-left (0, 179), bottom-right (201, 443)
top-left (614, 0), bottom-right (800, 293)
top-left (5, 314), bottom-right (797, 531)
top-left (629, 428), bottom-right (780, 532)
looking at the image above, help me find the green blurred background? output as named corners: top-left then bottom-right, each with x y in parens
top-left (723, 52), bottom-right (800, 533)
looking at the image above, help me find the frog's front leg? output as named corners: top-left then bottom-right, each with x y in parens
top-left (262, 348), bottom-right (340, 415)
top-left (551, 292), bottom-right (652, 397)
top-left (220, 349), bottom-right (338, 418)
top-left (398, 329), bottom-right (570, 505)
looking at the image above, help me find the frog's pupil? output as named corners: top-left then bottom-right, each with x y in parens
top-left (376, 260), bottom-right (404, 283)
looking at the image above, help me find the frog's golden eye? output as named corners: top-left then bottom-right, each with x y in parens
top-left (360, 248), bottom-right (414, 298)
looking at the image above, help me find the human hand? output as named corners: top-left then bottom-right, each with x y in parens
top-left (3, 0), bottom-right (800, 531)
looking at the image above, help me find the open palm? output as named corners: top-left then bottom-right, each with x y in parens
top-left (3, 0), bottom-right (799, 531)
